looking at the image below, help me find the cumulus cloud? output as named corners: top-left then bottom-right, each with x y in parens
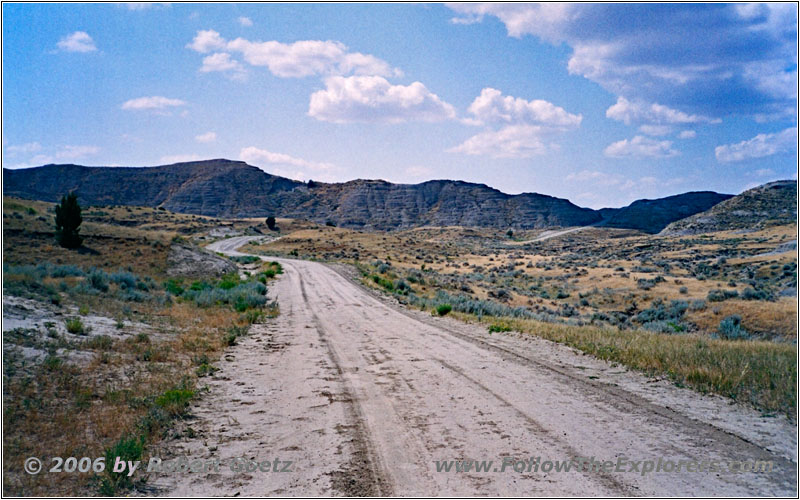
top-left (450, 88), bottom-right (580, 158)
top-left (200, 52), bottom-right (245, 78)
top-left (121, 96), bottom-right (187, 110)
top-left (308, 76), bottom-right (456, 123)
top-left (187, 30), bottom-right (400, 79)
top-left (678, 130), bottom-right (697, 139)
top-left (715, 127), bottom-right (797, 163)
top-left (237, 16), bottom-right (253, 27)
top-left (604, 135), bottom-right (679, 158)
top-left (195, 131), bottom-right (217, 143)
top-left (448, 4), bottom-right (797, 118)
top-left (448, 125), bottom-right (552, 158)
top-left (186, 30), bottom-right (227, 53)
top-left (468, 88), bottom-right (582, 128)
top-left (56, 31), bottom-right (97, 53)
top-left (606, 97), bottom-right (719, 126)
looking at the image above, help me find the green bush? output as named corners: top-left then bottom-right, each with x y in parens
top-left (65, 317), bottom-right (87, 335)
top-left (436, 304), bottom-right (452, 316)
top-left (155, 389), bottom-right (194, 415)
top-left (488, 324), bottom-right (512, 333)
top-left (164, 279), bottom-right (184, 295)
top-left (100, 435), bottom-right (144, 494)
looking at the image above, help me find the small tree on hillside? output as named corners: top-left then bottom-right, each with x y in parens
top-left (55, 192), bottom-right (83, 249)
top-left (266, 216), bottom-right (277, 231)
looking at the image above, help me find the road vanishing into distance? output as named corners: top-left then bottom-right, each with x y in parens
top-left (158, 236), bottom-right (797, 496)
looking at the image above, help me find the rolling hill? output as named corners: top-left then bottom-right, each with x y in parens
top-left (4, 159), bottom-right (737, 232)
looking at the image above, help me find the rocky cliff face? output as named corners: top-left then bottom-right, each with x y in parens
top-left (278, 179), bottom-right (602, 229)
top-left (660, 180), bottom-right (797, 236)
top-left (598, 191), bottom-right (734, 234)
top-left (2, 160), bottom-right (305, 217)
top-left (4, 159), bottom-right (735, 232)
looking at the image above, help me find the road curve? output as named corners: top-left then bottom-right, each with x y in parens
top-left (159, 237), bottom-right (797, 496)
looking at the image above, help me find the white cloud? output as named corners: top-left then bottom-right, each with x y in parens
top-left (199, 52), bottom-right (245, 77)
top-left (447, 125), bottom-right (551, 158)
top-left (678, 130), bottom-right (697, 139)
top-left (448, 4), bottom-right (797, 118)
top-left (237, 16), bottom-right (253, 27)
top-left (308, 76), bottom-right (456, 123)
top-left (195, 131), bottom-right (217, 143)
top-left (467, 88), bottom-right (582, 128)
top-left (606, 97), bottom-right (718, 126)
top-left (56, 31), bottom-right (97, 53)
top-left (187, 30), bottom-right (400, 78)
top-left (160, 154), bottom-right (203, 164)
top-left (450, 88), bottom-right (580, 158)
top-left (121, 96), bottom-right (187, 110)
top-left (5, 142), bottom-right (42, 154)
top-left (604, 135), bottom-right (679, 158)
top-left (186, 30), bottom-right (227, 53)
top-left (715, 127), bottom-right (797, 163)
top-left (240, 146), bottom-right (335, 172)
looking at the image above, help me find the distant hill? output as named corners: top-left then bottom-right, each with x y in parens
top-left (660, 180), bottom-right (797, 236)
top-left (598, 191), bottom-right (734, 234)
top-left (4, 159), bottom-right (733, 232)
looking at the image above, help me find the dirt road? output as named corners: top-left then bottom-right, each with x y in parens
top-left (511, 226), bottom-right (592, 245)
top-left (157, 237), bottom-right (797, 496)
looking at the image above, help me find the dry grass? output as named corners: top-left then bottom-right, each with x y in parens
top-left (688, 298), bottom-right (797, 339)
top-left (463, 313), bottom-right (797, 417)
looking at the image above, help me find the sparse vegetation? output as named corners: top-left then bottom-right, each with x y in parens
top-left (2, 198), bottom-right (283, 496)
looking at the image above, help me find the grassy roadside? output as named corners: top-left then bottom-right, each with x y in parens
top-left (470, 314), bottom-right (796, 417)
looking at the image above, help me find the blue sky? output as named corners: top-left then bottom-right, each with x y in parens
top-left (2, 3), bottom-right (797, 208)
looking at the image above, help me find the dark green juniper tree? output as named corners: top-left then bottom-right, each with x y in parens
top-left (55, 192), bottom-right (83, 249)
top-left (266, 216), bottom-right (277, 231)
